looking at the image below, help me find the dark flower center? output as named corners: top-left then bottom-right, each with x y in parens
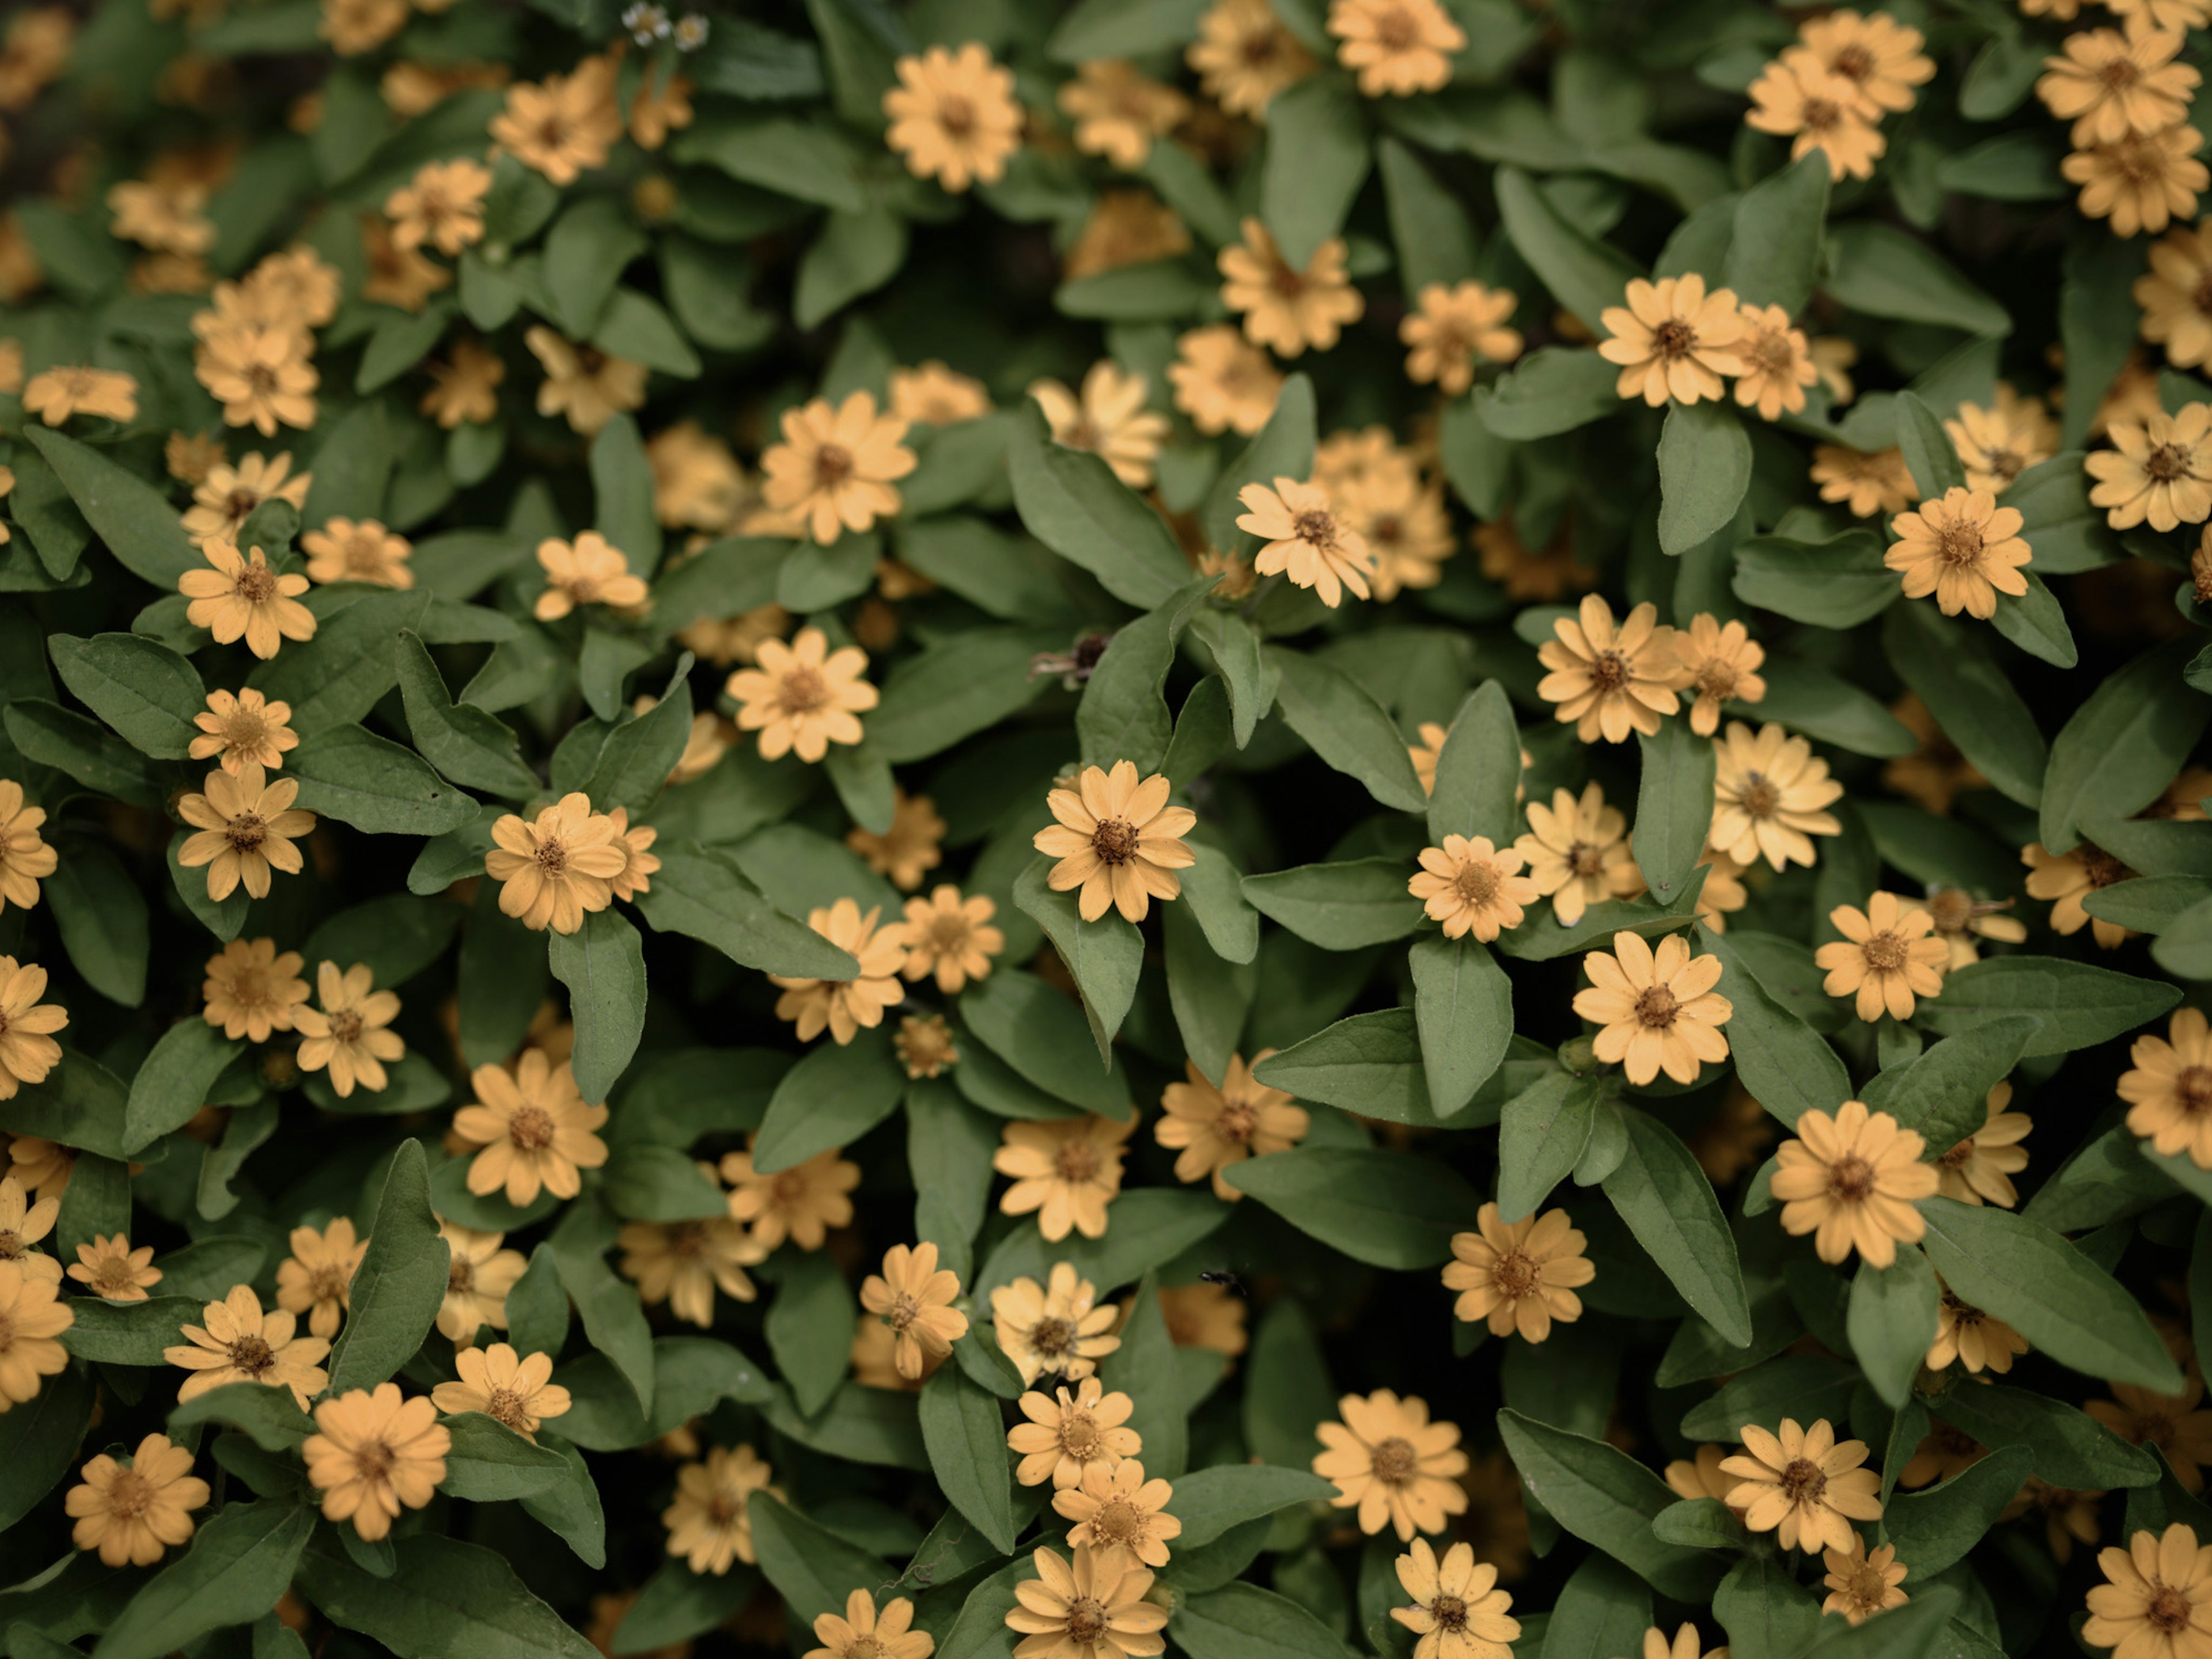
top-left (1372, 1436), bottom-right (1418, 1484)
top-left (1861, 931), bottom-right (1911, 972)
top-left (1217, 1099), bottom-right (1259, 1143)
top-left (1065, 1598), bottom-right (1108, 1643)
top-left (1453, 860), bottom-right (1499, 907)
top-left (230, 1334), bottom-right (275, 1376)
top-left (1430, 1593), bottom-right (1468, 1632)
top-left (1651, 319), bottom-right (1695, 360)
top-left (1493, 1248), bottom-right (1540, 1298)
top-left (2152, 1584), bottom-right (2195, 1633)
top-left (1739, 774), bottom-right (1782, 819)
top-left (236, 563), bottom-right (277, 601)
top-left (1091, 817), bottom-right (1138, 864)
top-left (509, 1104), bottom-right (556, 1150)
top-left (2147, 442), bottom-right (2193, 483)
top-left (225, 813), bottom-right (267, 853)
top-left (1936, 522), bottom-right (1986, 565)
top-left (779, 666), bottom-right (830, 715)
top-left (1587, 649), bottom-right (1629, 691)
top-left (1830, 1154), bottom-right (1876, 1200)
top-left (1634, 986), bottom-right (1679, 1029)
top-left (2179, 1066), bottom-right (2212, 1116)
top-left (1054, 1141), bottom-right (1103, 1183)
top-left (1031, 1316), bottom-right (1075, 1358)
top-left (328, 1008), bottom-right (363, 1043)
top-left (1779, 1456), bottom-right (1827, 1506)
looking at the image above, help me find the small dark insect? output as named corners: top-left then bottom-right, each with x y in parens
top-left (1198, 1270), bottom-right (1247, 1297)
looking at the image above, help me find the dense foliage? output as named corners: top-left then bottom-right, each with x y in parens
top-left (6, 0), bottom-right (2212, 1656)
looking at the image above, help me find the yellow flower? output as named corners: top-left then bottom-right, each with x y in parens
top-left (628, 60), bottom-right (694, 150)
top-left (605, 805), bottom-right (659, 902)
top-left (2085, 1524), bottom-right (2212, 1655)
top-left (304, 1382), bottom-right (449, 1541)
top-left (1441, 1203), bottom-right (1595, 1343)
top-left (1170, 324), bottom-right (1286, 437)
top-left (1819, 1537), bottom-right (1909, 1627)
top-left (890, 361), bottom-right (993, 426)
top-left (293, 962), bottom-right (404, 1098)
top-left (883, 43), bottom-right (1022, 192)
top-left (0, 1173), bottom-right (57, 1285)
top-left (1313, 1390), bottom-right (1469, 1542)
top-left (1927, 1283), bottom-right (2029, 1374)
top-left (1884, 695), bottom-right (1987, 815)
top-left (3, 1137), bottom-right (70, 1201)
top-left (384, 157), bottom-right (490, 256)
top-left (67, 1233), bottom-right (161, 1302)
top-left (1597, 275), bottom-right (1748, 406)
top-left (1157, 1283), bottom-right (1248, 1355)
top-left (0, 782), bottom-right (52, 918)
top-left (769, 897), bottom-right (910, 1044)
top-left (420, 339), bottom-right (505, 428)
top-left (1810, 335), bottom-right (1858, 402)
top-left (1064, 189), bottom-right (1192, 281)
top-left (22, 365), bottom-right (138, 425)
top-left (201, 938), bottom-right (309, 1044)
top-left (1343, 472), bottom-right (1453, 602)
top-left (1004, 1544), bottom-right (1168, 1659)
top-left (302, 517), bottom-right (412, 589)
top-left (1935, 1082), bottom-right (2032, 1205)
top-left (759, 392), bottom-right (916, 545)
top-left (1407, 723), bottom-right (1449, 797)
top-left (721, 1142), bottom-right (860, 1251)
top-left (490, 70), bottom-right (622, 186)
top-left (534, 530), bottom-right (648, 620)
top-left (359, 214), bottom-right (451, 312)
top-left (65, 1434), bottom-right (208, 1567)
top-left (1327, 0), bottom-right (1463, 97)
top-left (1009, 1377), bottom-right (1141, 1490)
top-left (1233, 476), bottom-right (1373, 606)
top-left (645, 422), bottom-right (747, 534)
top-left (189, 688), bottom-right (298, 777)
top-left (995, 1113), bottom-right (1135, 1241)
top-left (1473, 514), bottom-right (1599, 599)
top-left (1797, 9), bottom-right (1933, 112)
top-left (274, 1217), bottom-right (365, 1338)
top-left (1218, 218), bottom-right (1364, 358)
top-left (1812, 444), bottom-right (1916, 518)
top-left (1188, 0), bottom-right (1315, 116)
top-left (179, 539), bottom-right (316, 658)
top-left (1058, 60), bottom-right (1188, 169)
top-left (993, 1263), bottom-right (1123, 1386)
top-left (842, 789), bottom-right (946, 893)
top-left (2008, 1477), bottom-right (2103, 1565)
top-left (1054, 1456), bottom-right (1182, 1569)
top-left (1814, 892), bottom-right (1950, 1022)
top-left (524, 326), bottom-right (645, 435)
top-left (181, 453), bottom-right (308, 548)
top-left (2122, 1007), bottom-right (2212, 1168)
top-left (1745, 59), bottom-right (1886, 180)
top-left (2088, 1379), bottom-right (2212, 1493)
top-left (805, 1590), bottom-right (935, 1659)
top-left (176, 763), bottom-right (316, 902)
top-left (165, 1282), bottom-right (329, 1411)
top-left (902, 886), bottom-right (1004, 993)
top-left (195, 325), bottom-right (318, 435)
top-left (453, 1049), bottom-right (609, 1206)
top-left (1770, 1100), bottom-right (1940, 1267)
top-left (1710, 719), bottom-right (1843, 871)
top-left (1407, 836), bottom-right (1537, 942)
top-left (1032, 761), bottom-right (1197, 925)
top-left (1947, 386), bottom-right (2059, 495)
top-left (430, 1342), bottom-right (571, 1441)
top-left (2041, 24), bottom-right (2199, 149)
top-left (1573, 930), bottom-right (1733, 1086)
top-left (1397, 282), bottom-right (1521, 398)
top-left (1537, 594), bottom-right (1683, 744)
top-left (1156, 1053), bottom-right (1308, 1199)
top-left (2065, 124), bottom-right (2209, 237)
top-left (1514, 783), bottom-right (1630, 927)
top-left (859, 1241), bottom-right (969, 1380)
top-left (618, 1214), bottom-right (764, 1327)
top-left (484, 793), bottom-right (627, 935)
top-left (320, 0), bottom-right (407, 53)
top-left (1731, 302), bottom-right (1819, 421)
top-left (107, 178), bottom-right (214, 255)
top-left (664, 1444), bottom-right (779, 1574)
top-left (1671, 613), bottom-right (1766, 737)
top-left (1391, 1538), bottom-right (1519, 1659)
top-left (896, 1013), bottom-right (959, 1078)
top-left (435, 1221), bottom-right (525, 1344)
top-left (2089, 404), bottom-right (2212, 531)
top-left (2024, 840), bottom-right (2135, 948)
top-left (0, 1256), bottom-right (68, 1409)
top-left (165, 429), bottom-right (226, 487)
top-left (1665, 1444), bottom-right (1740, 1507)
top-left (0, 960), bottom-right (62, 1103)
top-left (1719, 1416), bottom-right (1882, 1553)
top-left (2138, 219), bottom-right (2212, 368)
top-left (1031, 362), bottom-right (1170, 490)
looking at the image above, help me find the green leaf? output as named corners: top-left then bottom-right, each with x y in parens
top-left (152, 1236), bottom-right (267, 1301)
top-left (43, 838), bottom-right (149, 1007)
top-left (604, 1143), bottom-right (728, 1222)
top-left (747, 1493), bottom-right (891, 1627)
top-left (295, 1532), bottom-right (600, 1659)
top-left (960, 969), bottom-right (1132, 1119)
top-left (1633, 718), bottom-right (1717, 905)
top-left (1377, 135), bottom-right (1479, 293)
top-left (1723, 153), bottom-right (1830, 313)
top-left (1916, 1196), bottom-right (2184, 1391)
top-left (1262, 77), bottom-right (1369, 268)
top-left (1915, 955), bottom-right (2181, 1057)
top-left (2009, 449), bottom-right (2123, 572)
top-left (1408, 934), bottom-right (1512, 1120)
top-left (1101, 1268), bottom-right (1188, 1479)
top-left (1223, 1147), bottom-right (1478, 1268)
top-left (440, 1412), bottom-right (573, 1502)
top-left (1792, 1588), bottom-right (1961, 1658)
top-left (1494, 166), bottom-right (1643, 331)
top-left (1884, 1444), bottom-right (2033, 1578)
top-left (1009, 404), bottom-right (1191, 608)
top-left (327, 1140), bottom-right (450, 1394)
top-left (7, 699), bottom-right (166, 809)
top-left (866, 624), bottom-right (1060, 763)
top-left (1476, 347), bottom-right (1620, 440)
top-left (122, 1020), bottom-right (245, 1153)
top-left (1881, 601), bottom-right (2047, 807)
top-left (1427, 681), bottom-right (1520, 849)
top-left (548, 908), bottom-right (647, 1104)
top-left (97, 1501), bottom-right (316, 1659)
top-left (795, 206), bottom-right (910, 328)
top-left (1714, 1555), bottom-right (1823, 1659)
top-left (1076, 578), bottom-right (1218, 774)
top-left (47, 632), bottom-right (204, 758)
top-left (1164, 899), bottom-right (1257, 1088)
top-left (1242, 858), bottom-right (1423, 949)
top-left (1252, 1009), bottom-right (1430, 1124)
top-left (753, 1027), bottom-right (906, 1173)
top-left (1824, 221), bottom-right (2013, 336)
top-left (290, 722), bottom-right (479, 835)
top-left (1497, 1072), bottom-right (1597, 1221)
top-left (551, 1200), bottom-right (657, 1416)
top-left (1170, 1464), bottom-right (1338, 1550)
top-left (1493, 1409), bottom-right (1722, 1604)
top-left (395, 631), bottom-right (540, 798)
top-left (632, 842), bottom-right (860, 979)
top-left (1013, 858), bottom-right (1143, 1063)
top-left (60, 1293), bottom-right (202, 1364)
top-left (1730, 528), bottom-right (1898, 628)
top-left (1657, 402), bottom-right (1752, 556)
top-left (303, 399), bottom-right (393, 525)
top-left (1694, 923), bottom-right (1850, 1126)
top-left (766, 1247), bottom-right (857, 1418)
top-left (1859, 1016), bottom-right (2036, 1161)
top-left (1267, 646), bottom-right (1429, 814)
top-left (1602, 1106), bottom-right (1751, 1346)
top-left (1537, 1555), bottom-right (1653, 1659)
top-left (1847, 1245), bottom-right (1941, 1408)
top-left (1989, 570), bottom-right (2078, 670)
top-left (2042, 639), bottom-right (2211, 854)
top-left (921, 1364), bottom-right (1019, 1554)
top-left (612, 1560), bottom-right (760, 1653)
top-left (1895, 389), bottom-right (1967, 499)
top-left (1929, 1380), bottom-right (2158, 1491)
top-left (248, 589), bottom-right (430, 735)
top-left (519, 1432), bottom-right (606, 1567)
top-left (302, 892), bottom-right (464, 991)
top-left (1677, 1353), bottom-right (1857, 1439)
top-left (1173, 1583), bottom-right (1361, 1659)
top-left (0, 1359), bottom-right (92, 1532)
top-left (20, 427), bottom-right (199, 588)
